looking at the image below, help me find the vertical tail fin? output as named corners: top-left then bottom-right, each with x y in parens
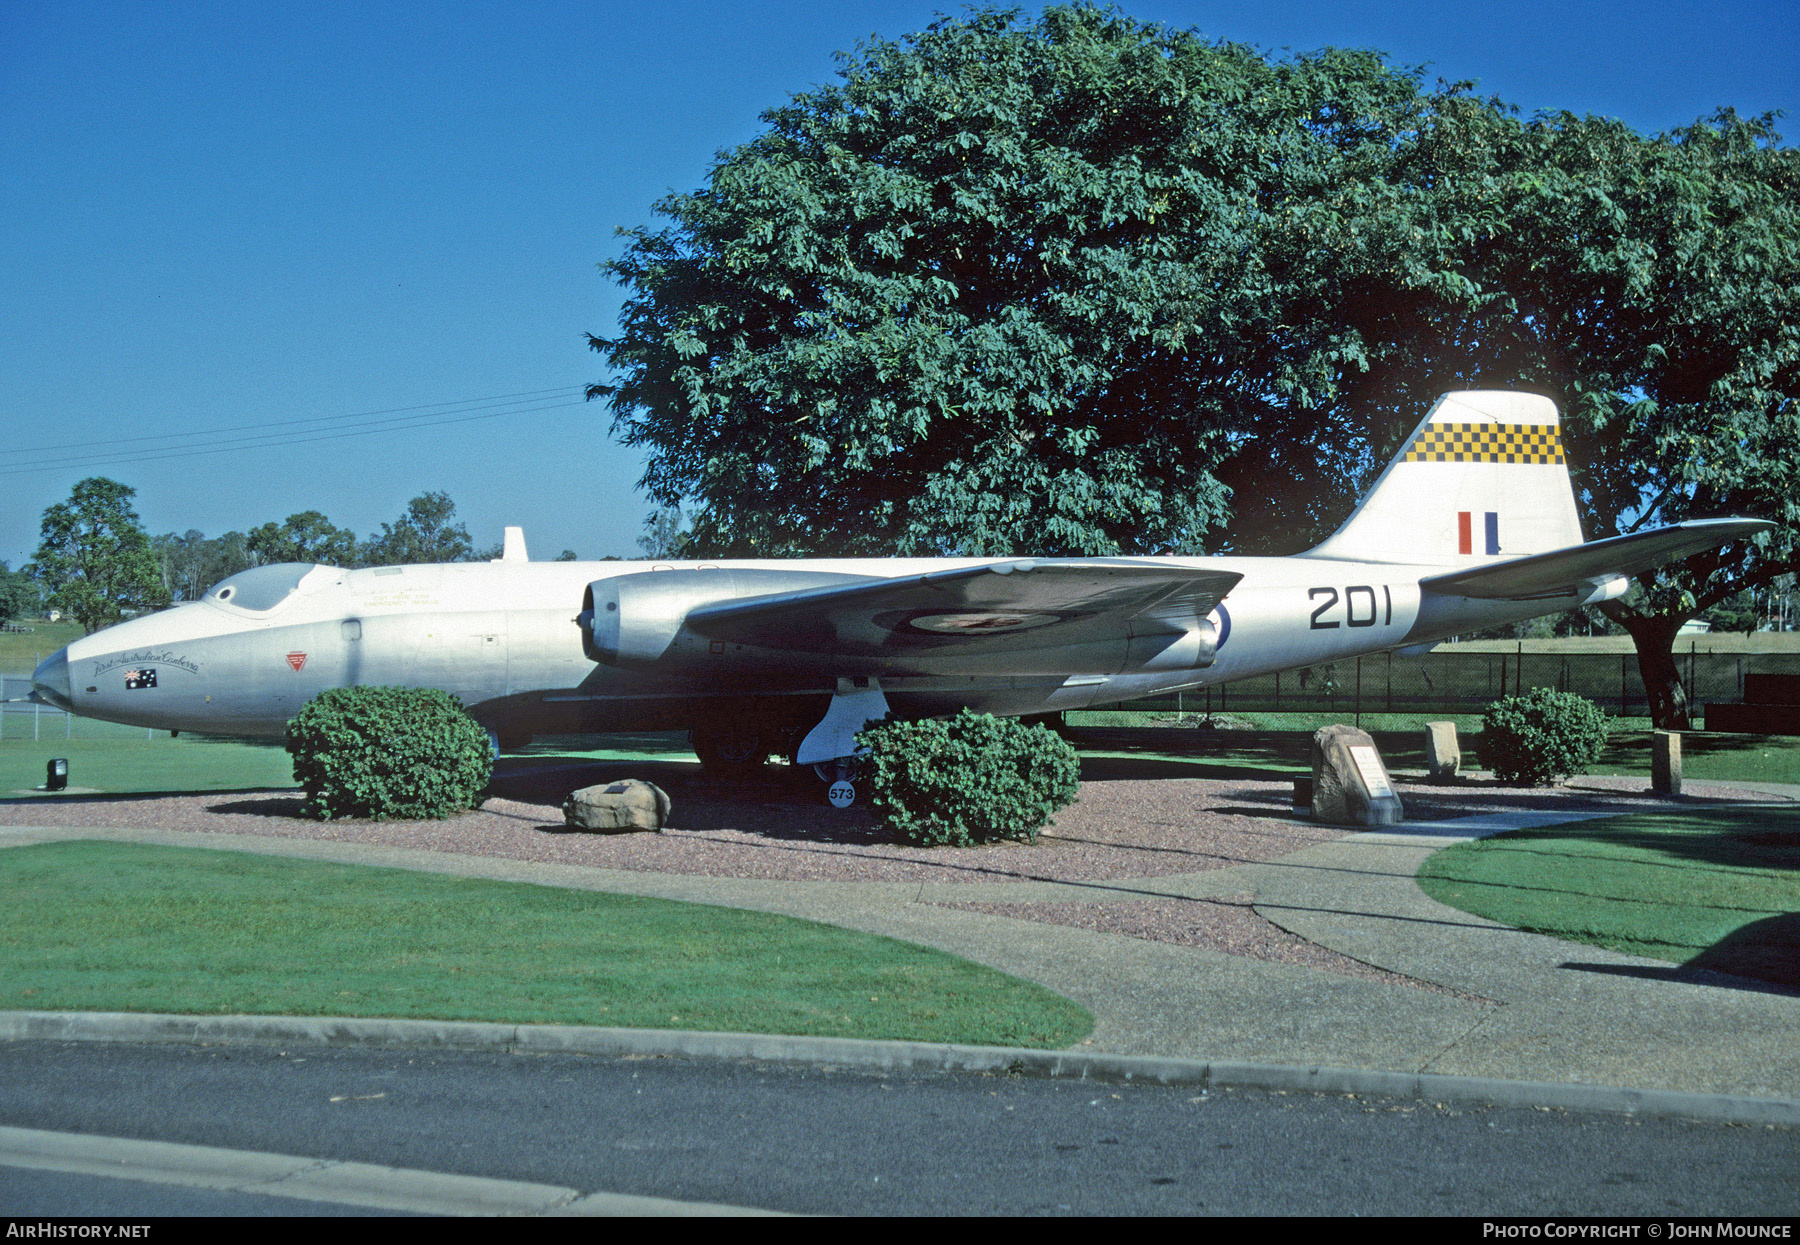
top-left (1306, 391), bottom-right (1584, 565)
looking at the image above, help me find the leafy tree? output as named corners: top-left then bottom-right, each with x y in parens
top-left (246, 511), bottom-right (360, 568)
top-left (360, 492), bottom-right (475, 566)
top-left (592, 6), bottom-right (1438, 557)
top-left (152, 529), bottom-right (256, 601)
top-left (28, 477), bottom-right (170, 633)
top-left (636, 507), bottom-right (689, 559)
top-left (554, 549), bottom-right (580, 562)
top-left (1323, 101), bottom-right (1800, 727)
top-left (593, 4), bottom-right (1797, 726)
top-left (0, 562), bottom-right (41, 628)
top-left (1700, 591), bottom-right (1758, 634)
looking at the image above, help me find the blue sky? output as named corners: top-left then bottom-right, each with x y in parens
top-left (3, 0), bottom-right (1794, 567)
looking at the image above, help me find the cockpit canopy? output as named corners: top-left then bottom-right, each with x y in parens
top-left (203, 563), bottom-right (331, 612)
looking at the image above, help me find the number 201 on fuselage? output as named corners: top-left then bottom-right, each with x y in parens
top-left (1308, 585), bottom-right (1395, 630)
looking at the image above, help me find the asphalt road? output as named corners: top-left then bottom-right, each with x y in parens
top-left (1, 1041), bottom-right (1794, 1216)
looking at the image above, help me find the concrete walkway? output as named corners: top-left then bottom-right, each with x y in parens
top-left (3, 792), bottom-right (1797, 1104)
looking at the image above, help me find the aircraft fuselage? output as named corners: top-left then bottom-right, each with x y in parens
top-left (30, 553), bottom-right (1591, 744)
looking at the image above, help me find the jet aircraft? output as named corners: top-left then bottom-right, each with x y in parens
top-left (27, 392), bottom-right (1771, 780)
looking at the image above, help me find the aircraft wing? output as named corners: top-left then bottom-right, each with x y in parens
top-left (1420, 518), bottom-right (1774, 600)
top-left (684, 559), bottom-right (1243, 660)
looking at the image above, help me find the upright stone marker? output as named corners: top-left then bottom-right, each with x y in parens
top-left (1651, 730), bottom-right (1683, 796)
top-left (1424, 721), bottom-right (1461, 782)
top-left (1311, 724), bottom-right (1405, 827)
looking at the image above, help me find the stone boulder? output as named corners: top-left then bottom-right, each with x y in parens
top-left (1424, 721), bottom-right (1462, 782)
top-left (1311, 724), bottom-right (1404, 827)
top-left (563, 780), bottom-right (672, 833)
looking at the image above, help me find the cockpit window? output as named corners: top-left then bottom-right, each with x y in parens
top-left (204, 563), bottom-right (323, 612)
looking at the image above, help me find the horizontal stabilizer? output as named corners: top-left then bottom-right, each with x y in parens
top-left (686, 559), bottom-right (1242, 659)
top-left (1420, 519), bottom-right (1774, 600)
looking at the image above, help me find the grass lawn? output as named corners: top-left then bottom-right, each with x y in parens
top-left (0, 840), bottom-right (1093, 1046)
top-left (0, 734), bottom-right (297, 795)
top-left (1064, 710), bottom-right (1800, 785)
top-left (1593, 731), bottom-right (1800, 786)
top-left (1417, 806), bottom-right (1800, 988)
top-left (512, 730), bottom-right (699, 764)
top-left (0, 620), bottom-right (85, 672)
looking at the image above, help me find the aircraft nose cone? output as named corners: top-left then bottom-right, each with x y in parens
top-left (31, 648), bottom-right (72, 712)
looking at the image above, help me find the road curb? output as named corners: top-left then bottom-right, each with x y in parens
top-left (5, 1009), bottom-right (1794, 1128)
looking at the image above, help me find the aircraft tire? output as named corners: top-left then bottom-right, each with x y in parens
top-left (810, 757), bottom-right (865, 785)
top-left (690, 720), bottom-right (769, 778)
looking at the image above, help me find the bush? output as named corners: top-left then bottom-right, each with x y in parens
top-left (858, 709), bottom-right (1081, 847)
top-left (1479, 689), bottom-right (1611, 786)
top-left (286, 686), bottom-right (493, 820)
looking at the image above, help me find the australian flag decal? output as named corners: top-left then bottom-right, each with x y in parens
top-left (124, 668), bottom-right (157, 690)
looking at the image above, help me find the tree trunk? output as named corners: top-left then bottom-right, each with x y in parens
top-left (1617, 613), bottom-right (1691, 730)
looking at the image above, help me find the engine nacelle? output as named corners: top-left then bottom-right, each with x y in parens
top-left (578, 568), bottom-right (867, 670)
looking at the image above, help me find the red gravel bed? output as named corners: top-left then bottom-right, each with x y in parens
top-left (0, 771), bottom-right (1780, 886)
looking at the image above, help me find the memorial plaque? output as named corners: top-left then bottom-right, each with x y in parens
top-left (1349, 745), bottom-right (1394, 798)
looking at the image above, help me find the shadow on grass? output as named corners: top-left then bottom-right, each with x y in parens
top-left (1427, 806), bottom-right (1800, 995)
top-left (1685, 911), bottom-right (1800, 990)
top-left (1473, 807), bottom-right (1800, 873)
top-left (1605, 729), bottom-right (1800, 765)
top-left (1561, 911), bottom-right (1800, 998)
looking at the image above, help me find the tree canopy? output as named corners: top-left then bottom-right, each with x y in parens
top-left (594, 4), bottom-right (1441, 556)
top-left (0, 562), bottom-right (40, 629)
top-left (152, 529), bottom-right (254, 602)
top-left (593, 3), bottom-right (1798, 726)
top-left (29, 477), bottom-right (170, 633)
top-left (360, 492), bottom-right (477, 566)
top-left (246, 511), bottom-right (360, 569)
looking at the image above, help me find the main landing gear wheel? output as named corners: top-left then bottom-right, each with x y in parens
top-left (690, 720), bottom-right (770, 779)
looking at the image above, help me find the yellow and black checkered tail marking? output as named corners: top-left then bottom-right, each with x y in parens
top-left (1401, 422), bottom-right (1564, 465)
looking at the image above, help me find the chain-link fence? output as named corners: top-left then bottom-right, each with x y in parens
top-left (0, 702), bottom-right (171, 741)
top-left (1124, 649), bottom-right (1800, 719)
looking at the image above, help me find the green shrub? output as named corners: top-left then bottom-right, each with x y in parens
top-left (858, 709), bottom-right (1081, 847)
top-left (286, 686), bottom-right (493, 820)
top-left (1479, 689), bottom-right (1611, 786)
